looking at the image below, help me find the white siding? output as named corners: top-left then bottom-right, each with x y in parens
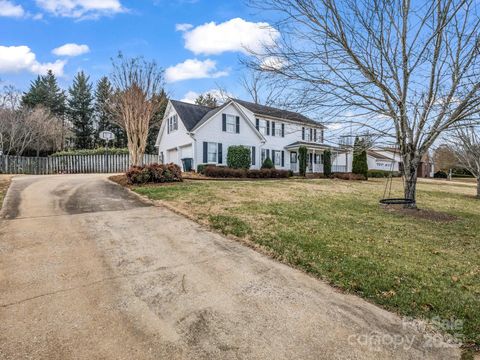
top-left (193, 103), bottom-right (263, 169)
top-left (157, 104), bottom-right (194, 168)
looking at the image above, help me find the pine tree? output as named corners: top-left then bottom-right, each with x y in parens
top-left (68, 71), bottom-right (94, 149)
top-left (94, 77), bottom-right (127, 148)
top-left (22, 71), bottom-right (66, 116)
top-left (195, 93), bottom-right (218, 108)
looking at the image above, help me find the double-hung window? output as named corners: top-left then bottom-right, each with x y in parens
top-left (225, 115), bottom-right (236, 133)
top-left (168, 115), bottom-right (178, 133)
top-left (304, 128), bottom-right (311, 141)
top-left (258, 119), bottom-right (268, 135)
top-left (274, 123), bottom-right (283, 137)
top-left (274, 151), bottom-right (282, 166)
top-left (207, 142), bottom-right (218, 163)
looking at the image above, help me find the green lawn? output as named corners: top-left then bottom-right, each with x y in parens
top-left (134, 178), bottom-right (480, 349)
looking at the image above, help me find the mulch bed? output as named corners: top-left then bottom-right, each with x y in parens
top-left (382, 205), bottom-right (458, 222)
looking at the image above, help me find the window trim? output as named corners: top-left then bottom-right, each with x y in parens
top-left (225, 114), bottom-right (236, 133)
top-left (207, 142), bottom-right (218, 163)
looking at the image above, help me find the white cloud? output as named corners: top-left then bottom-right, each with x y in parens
top-left (35, 0), bottom-right (125, 18)
top-left (181, 89), bottom-right (232, 104)
top-left (52, 43), bottom-right (90, 57)
top-left (165, 59), bottom-right (228, 83)
top-left (0, 0), bottom-right (25, 17)
top-left (175, 23), bottom-right (193, 32)
top-left (0, 45), bottom-right (66, 76)
top-left (180, 18), bottom-right (279, 55)
top-left (260, 56), bottom-right (286, 71)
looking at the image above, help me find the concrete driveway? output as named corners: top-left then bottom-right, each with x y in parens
top-left (0, 174), bottom-right (460, 359)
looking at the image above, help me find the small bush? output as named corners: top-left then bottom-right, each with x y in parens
top-left (434, 171), bottom-right (448, 179)
top-left (126, 163), bottom-right (182, 184)
top-left (333, 172), bottom-right (366, 181)
top-left (227, 146), bottom-right (252, 169)
top-left (261, 157), bottom-right (274, 169)
top-left (197, 164), bottom-right (206, 174)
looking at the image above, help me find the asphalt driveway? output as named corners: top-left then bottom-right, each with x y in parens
top-left (0, 174), bottom-right (460, 359)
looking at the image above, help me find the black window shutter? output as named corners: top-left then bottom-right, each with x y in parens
top-left (218, 143), bottom-right (223, 164)
top-left (281, 123), bottom-right (285, 137)
top-left (314, 154), bottom-right (317, 164)
top-left (302, 127), bottom-right (305, 140)
top-left (272, 150), bottom-right (275, 162)
top-left (314, 129), bottom-right (317, 142)
top-left (236, 116), bottom-right (240, 133)
top-left (321, 130), bottom-right (324, 142)
top-left (267, 121), bottom-right (270, 135)
top-left (272, 122), bottom-right (276, 137)
top-left (222, 114), bottom-right (227, 132)
top-left (310, 128), bottom-right (313, 141)
top-left (281, 151), bottom-right (285, 167)
top-left (267, 149), bottom-right (270, 159)
top-left (252, 146), bottom-right (256, 165)
top-left (256, 118), bottom-right (259, 130)
top-left (203, 142), bottom-right (208, 163)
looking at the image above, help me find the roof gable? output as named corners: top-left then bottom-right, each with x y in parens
top-left (170, 100), bottom-right (213, 131)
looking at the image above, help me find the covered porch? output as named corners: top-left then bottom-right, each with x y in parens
top-left (285, 142), bottom-right (348, 174)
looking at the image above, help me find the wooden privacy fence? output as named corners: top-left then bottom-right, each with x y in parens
top-left (0, 154), bottom-right (159, 175)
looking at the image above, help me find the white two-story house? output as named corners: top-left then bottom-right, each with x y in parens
top-left (155, 98), bottom-right (348, 173)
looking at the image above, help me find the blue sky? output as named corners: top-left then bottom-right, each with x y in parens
top-left (0, 0), bottom-right (278, 102)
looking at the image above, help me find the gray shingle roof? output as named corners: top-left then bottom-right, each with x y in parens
top-left (170, 98), bottom-right (323, 132)
top-left (232, 99), bottom-right (323, 128)
top-left (170, 100), bottom-right (214, 131)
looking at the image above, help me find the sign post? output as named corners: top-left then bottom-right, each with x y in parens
top-left (99, 131), bottom-right (115, 172)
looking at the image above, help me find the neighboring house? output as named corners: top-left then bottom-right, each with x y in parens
top-left (366, 147), bottom-right (434, 177)
top-left (155, 98), bottom-right (348, 173)
top-left (367, 149), bottom-right (401, 172)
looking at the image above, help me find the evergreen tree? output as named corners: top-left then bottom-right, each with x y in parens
top-left (146, 89), bottom-right (168, 154)
top-left (22, 70), bottom-right (66, 116)
top-left (323, 149), bottom-right (332, 177)
top-left (195, 93), bottom-right (218, 108)
top-left (68, 71), bottom-right (94, 149)
top-left (352, 136), bottom-right (369, 178)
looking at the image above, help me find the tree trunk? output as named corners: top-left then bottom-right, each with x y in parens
top-left (402, 154), bottom-right (419, 208)
top-left (477, 178), bottom-right (480, 199)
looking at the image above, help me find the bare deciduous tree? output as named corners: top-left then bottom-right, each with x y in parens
top-left (451, 127), bottom-right (480, 197)
top-left (248, 0), bottom-right (480, 206)
top-left (0, 106), bottom-right (63, 156)
top-left (239, 69), bottom-right (287, 106)
top-left (110, 54), bottom-right (167, 166)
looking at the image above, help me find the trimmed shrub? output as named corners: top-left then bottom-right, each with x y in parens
top-left (261, 157), bottom-right (274, 169)
top-left (333, 172), bottom-right (366, 181)
top-left (367, 170), bottom-right (401, 178)
top-left (323, 150), bottom-right (332, 177)
top-left (203, 166), bottom-right (290, 179)
top-left (298, 146), bottom-right (308, 176)
top-left (126, 163), bottom-right (182, 184)
top-left (227, 146), bottom-right (252, 169)
top-left (204, 166), bottom-right (246, 178)
top-left (434, 171), bottom-right (448, 179)
top-left (197, 164), bottom-right (206, 174)
top-left (51, 147), bottom-right (129, 157)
